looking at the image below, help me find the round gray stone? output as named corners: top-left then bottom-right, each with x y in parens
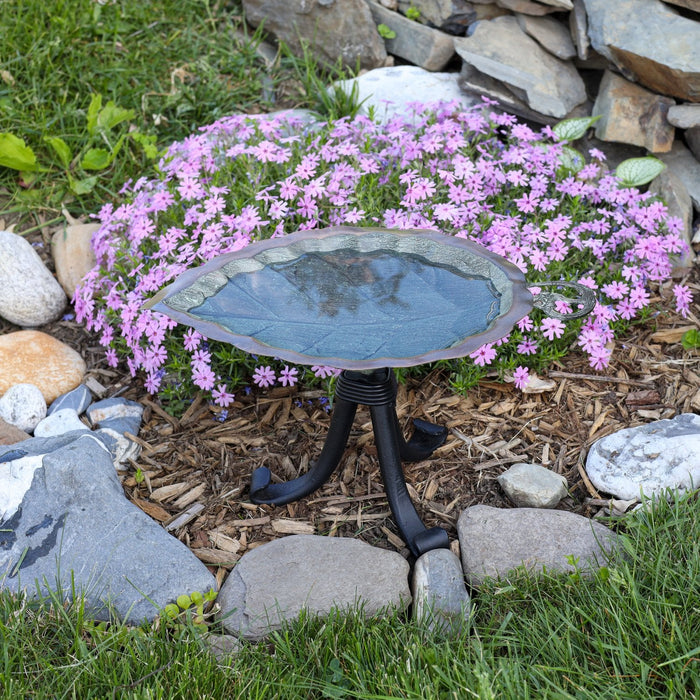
top-left (497, 462), bottom-right (568, 508)
top-left (0, 384), bottom-right (47, 433)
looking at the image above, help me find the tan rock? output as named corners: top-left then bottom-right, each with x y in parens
top-left (51, 223), bottom-right (99, 298)
top-left (592, 70), bottom-right (675, 153)
top-left (0, 331), bottom-right (86, 404)
top-left (0, 417), bottom-right (31, 446)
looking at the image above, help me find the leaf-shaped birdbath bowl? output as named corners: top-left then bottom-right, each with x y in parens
top-left (145, 226), bottom-right (534, 369)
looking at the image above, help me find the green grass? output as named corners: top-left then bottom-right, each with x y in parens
top-left (0, 0), bottom-right (356, 225)
top-left (2, 492), bottom-right (698, 698)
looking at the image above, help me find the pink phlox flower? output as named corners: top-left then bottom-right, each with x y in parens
top-left (577, 276), bottom-right (598, 290)
top-left (402, 177), bottom-right (436, 205)
top-left (673, 284), bottom-right (692, 318)
top-left (278, 365), bottom-right (299, 387)
top-left (540, 317), bottom-right (566, 340)
top-left (601, 281), bottom-right (629, 300)
top-left (252, 365), bottom-right (277, 387)
top-left (588, 147), bottom-right (606, 161)
top-left (616, 298), bottom-right (637, 320)
top-left (212, 383), bottom-right (235, 407)
top-left (192, 365), bottom-right (216, 391)
top-left (105, 348), bottom-right (118, 368)
top-left (144, 371), bottom-right (163, 394)
top-left (183, 329), bottom-right (203, 351)
top-left (517, 337), bottom-right (538, 355)
top-left (312, 365), bottom-right (341, 379)
top-left (512, 366), bottom-right (530, 390)
top-left (554, 299), bottom-right (572, 315)
top-left (470, 343), bottom-right (497, 366)
top-left (344, 207), bottom-right (365, 224)
top-left (517, 315), bottom-right (533, 332)
top-left (588, 344), bottom-right (612, 371)
top-left (191, 347), bottom-right (212, 369)
top-left (629, 286), bottom-right (650, 309)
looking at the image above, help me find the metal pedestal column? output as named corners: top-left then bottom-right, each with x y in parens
top-left (249, 368), bottom-right (450, 557)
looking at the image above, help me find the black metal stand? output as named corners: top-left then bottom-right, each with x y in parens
top-left (249, 368), bottom-right (450, 557)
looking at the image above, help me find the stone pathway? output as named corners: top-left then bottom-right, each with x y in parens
top-left (2, 0), bottom-right (700, 647)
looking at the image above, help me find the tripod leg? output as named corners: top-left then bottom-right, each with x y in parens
top-left (370, 402), bottom-right (450, 557)
top-left (249, 397), bottom-right (357, 505)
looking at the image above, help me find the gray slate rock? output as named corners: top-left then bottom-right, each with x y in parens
top-left (457, 505), bottom-right (621, 585)
top-left (0, 231), bottom-right (67, 327)
top-left (412, 548), bottom-right (470, 636)
top-left (497, 462), bottom-right (568, 508)
top-left (47, 384), bottom-right (93, 416)
top-left (515, 13), bottom-right (576, 60)
top-left (667, 104), bottom-right (700, 130)
top-left (582, 0), bottom-right (700, 102)
top-left (657, 141), bottom-right (700, 212)
top-left (217, 535), bottom-right (411, 640)
top-left (368, 0), bottom-right (456, 71)
top-left (0, 384), bottom-right (47, 433)
top-left (242, 0), bottom-right (388, 71)
top-left (0, 434), bottom-right (216, 622)
top-left (586, 413), bottom-right (700, 500)
top-left (334, 65), bottom-right (482, 125)
top-left (86, 397), bottom-right (144, 429)
top-left (454, 16), bottom-right (587, 118)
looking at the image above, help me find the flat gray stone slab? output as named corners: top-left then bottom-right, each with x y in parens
top-left (457, 505), bottom-right (621, 585)
top-left (0, 434), bottom-right (216, 622)
top-left (586, 413), bottom-right (700, 500)
top-left (497, 462), bottom-right (568, 508)
top-left (217, 535), bottom-right (411, 640)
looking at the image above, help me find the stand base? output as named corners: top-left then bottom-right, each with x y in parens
top-left (249, 368), bottom-right (450, 557)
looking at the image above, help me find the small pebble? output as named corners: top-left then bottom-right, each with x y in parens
top-left (0, 384), bottom-right (47, 433)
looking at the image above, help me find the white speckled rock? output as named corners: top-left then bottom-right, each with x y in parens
top-left (586, 413), bottom-right (700, 500)
top-left (0, 384), bottom-right (47, 433)
top-left (0, 230), bottom-right (66, 327)
top-left (33, 408), bottom-right (89, 438)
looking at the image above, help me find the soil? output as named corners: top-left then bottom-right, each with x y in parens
top-left (2, 223), bottom-right (699, 578)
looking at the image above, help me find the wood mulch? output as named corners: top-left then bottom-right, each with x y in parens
top-left (66, 277), bottom-right (700, 579)
top-left (2, 223), bottom-right (699, 578)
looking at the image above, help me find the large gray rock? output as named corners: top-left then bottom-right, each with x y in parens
top-left (0, 434), bottom-right (216, 622)
top-left (582, 0), bottom-right (700, 102)
top-left (412, 548), bottom-right (470, 636)
top-left (454, 16), bottom-right (587, 118)
top-left (334, 65), bottom-right (482, 124)
top-left (667, 104), bottom-right (700, 130)
top-left (368, 1), bottom-right (456, 71)
top-left (586, 413), bottom-right (700, 500)
top-left (592, 70), bottom-right (675, 153)
top-left (242, 0), bottom-right (387, 70)
top-left (0, 230), bottom-right (66, 327)
top-left (217, 535), bottom-right (411, 639)
top-left (457, 505), bottom-right (621, 585)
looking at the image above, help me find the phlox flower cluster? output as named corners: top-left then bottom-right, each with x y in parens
top-left (74, 101), bottom-right (692, 407)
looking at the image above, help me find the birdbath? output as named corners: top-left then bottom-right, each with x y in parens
top-left (145, 226), bottom-right (595, 556)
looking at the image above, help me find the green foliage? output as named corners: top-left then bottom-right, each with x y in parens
top-left (616, 156), bottom-right (667, 187)
top-left (377, 23), bottom-right (397, 39)
top-left (405, 5), bottom-right (422, 21)
top-left (682, 327), bottom-right (700, 350)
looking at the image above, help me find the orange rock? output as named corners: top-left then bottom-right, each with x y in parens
top-left (0, 331), bottom-right (86, 404)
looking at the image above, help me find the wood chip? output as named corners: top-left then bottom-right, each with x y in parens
top-left (227, 516), bottom-right (271, 528)
top-left (150, 481), bottom-right (192, 503)
top-left (191, 548), bottom-right (239, 566)
top-left (165, 503), bottom-right (205, 531)
top-left (171, 483), bottom-right (207, 509)
top-left (208, 531), bottom-right (241, 554)
top-left (625, 389), bottom-right (662, 407)
top-left (380, 526), bottom-right (406, 550)
top-left (271, 518), bottom-right (316, 535)
top-left (649, 326), bottom-right (696, 343)
top-left (131, 497), bottom-right (171, 523)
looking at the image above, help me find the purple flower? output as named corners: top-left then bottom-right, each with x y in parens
top-left (279, 365), bottom-right (299, 387)
top-left (212, 383), bottom-right (235, 407)
top-left (470, 343), bottom-right (496, 367)
top-left (312, 365), bottom-right (341, 379)
top-left (252, 365), bottom-right (276, 387)
top-left (540, 318), bottom-right (566, 341)
top-left (512, 366), bottom-right (530, 390)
